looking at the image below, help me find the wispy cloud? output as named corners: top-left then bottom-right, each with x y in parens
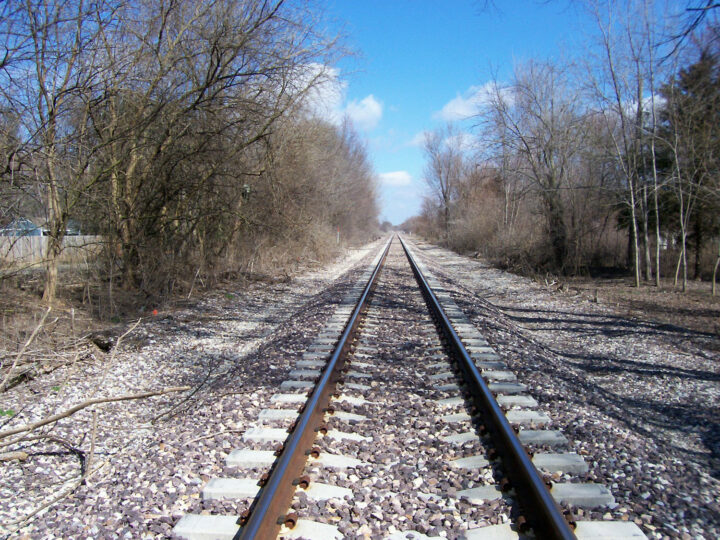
top-left (444, 132), bottom-right (478, 152)
top-left (434, 82), bottom-right (503, 121)
top-left (379, 170), bottom-right (412, 186)
top-left (346, 95), bottom-right (383, 131)
top-left (407, 129), bottom-right (476, 152)
top-left (407, 130), bottom-right (429, 147)
top-left (298, 63), bottom-right (346, 121)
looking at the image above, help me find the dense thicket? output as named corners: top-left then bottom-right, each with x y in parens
top-left (0, 0), bottom-right (379, 306)
top-left (407, 1), bottom-right (720, 292)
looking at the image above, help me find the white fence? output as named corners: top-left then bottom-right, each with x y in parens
top-left (0, 235), bottom-right (103, 267)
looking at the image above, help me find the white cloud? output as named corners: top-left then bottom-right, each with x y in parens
top-left (408, 130), bottom-right (429, 147)
top-left (297, 63), bottom-right (346, 122)
top-left (294, 64), bottom-right (384, 131)
top-left (437, 94), bottom-right (480, 121)
top-left (435, 82), bottom-right (507, 121)
top-left (407, 130), bottom-right (476, 153)
top-left (346, 95), bottom-right (383, 131)
top-left (379, 171), bottom-right (412, 186)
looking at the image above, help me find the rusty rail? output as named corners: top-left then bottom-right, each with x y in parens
top-left (399, 236), bottom-right (576, 540)
top-left (236, 238), bottom-right (391, 539)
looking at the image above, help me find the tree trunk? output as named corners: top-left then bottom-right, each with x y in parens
top-left (443, 200), bottom-right (450, 246)
top-left (627, 222), bottom-right (634, 270)
top-left (693, 211), bottom-right (702, 280)
top-left (42, 160), bottom-right (65, 304)
top-left (626, 206), bottom-right (640, 287)
top-left (628, 189), bottom-right (641, 288)
top-left (682, 237), bottom-right (688, 292)
top-left (675, 228), bottom-right (688, 292)
top-left (642, 185), bottom-right (652, 281)
top-left (42, 236), bottom-right (61, 304)
top-left (654, 184), bottom-right (661, 287)
top-left (675, 169), bottom-right (688, 292)
top-left (712, 240), bottom-right (719, 295)
top-left (117, 152), bottom-right (140, 289)
top-left (544, 192), bottom-right (567, 271)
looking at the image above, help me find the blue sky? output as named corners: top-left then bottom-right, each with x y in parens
top-left (319, 0), bottom-right (590, 225)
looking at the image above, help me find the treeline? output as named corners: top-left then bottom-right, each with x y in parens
top-left (0, 0), bottom-right (379, 306)
top-left (407, 1), bottom-right (720, 292)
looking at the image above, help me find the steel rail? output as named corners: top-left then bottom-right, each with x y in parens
top-left (235, 237), bottom-right (392, 540)
top-left (399, 236), bottom-right (576, 540)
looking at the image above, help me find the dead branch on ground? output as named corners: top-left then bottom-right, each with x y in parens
top-left (0, 386), bottom-right (190, 445)
top-left (0, 307), bottom-right (52, 392)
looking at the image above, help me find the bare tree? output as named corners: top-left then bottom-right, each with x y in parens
top-left (0, 0), bottom-right (120, 302)
top-left (668, 0), bottom-right (720, 53)
top-left (0, 0), bottom-right (378, 310)
top-left (423, 125), bottom-right (466, 244)
top-left (586, 0), bottom-right (663, 286)
top-left (660, 48), bottom-right (720, 291)
top-left (485, 61), bottom-right (583, 271)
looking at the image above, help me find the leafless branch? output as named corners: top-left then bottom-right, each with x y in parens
top-left (0, 306), bottom-right (52, 392)
top-left (0, 386), bottom-right (190, 442)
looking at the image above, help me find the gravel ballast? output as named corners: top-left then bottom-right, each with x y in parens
top-left (2, 234), bottom-right (717, 539)
top-left (286, 241), bottom-right (511, 538)
top-left (405, 237), bottom-right (720, 540)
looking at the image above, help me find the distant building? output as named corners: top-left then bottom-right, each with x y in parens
top-left (0, 218), bottom-right (46, 236)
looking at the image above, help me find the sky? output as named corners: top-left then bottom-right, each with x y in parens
top-left (316, 0), bottom-right (591, 225)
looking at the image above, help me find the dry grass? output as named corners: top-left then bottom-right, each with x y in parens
top-left (0, 285), bottom-right (103, 390)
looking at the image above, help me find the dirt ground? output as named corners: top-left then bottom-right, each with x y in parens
top-left (563, 276), bottom-right (720, 341)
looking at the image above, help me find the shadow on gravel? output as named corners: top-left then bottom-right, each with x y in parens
top-left (546, 367), bottom-right (720, 480)
top-left (503, 306), bottom-right (719, 341)
top-left (147, 279), bottom-right (366, 423)
top-left (455, 296), bottom-right (720, 482)
top-left (626, 298), bottom-right (720, 323)
top-left (516, 311), bottom-right (720, 479)
top-left (564, 352), bottom-right (720, 382)
top-left (508, 308), bottom-right (720, 479)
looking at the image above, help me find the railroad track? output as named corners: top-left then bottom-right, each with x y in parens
top-left (172, 236), bottom-right (646, 539)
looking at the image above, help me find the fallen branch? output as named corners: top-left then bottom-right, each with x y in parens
top-left (1, 307), bottom-right (52, 392)
top-left (11, 434), bottom-right (85, 456)
top-left (0, 386), bottom-right (190, 441)
top-left (83, 410), bottom-right (98, 480)
top-left (0, 451), bottom-right (28, 462)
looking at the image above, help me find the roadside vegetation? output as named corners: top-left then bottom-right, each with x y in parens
top-left (0, 0), bottom-right (379, 398)
top-left (0, 0), bottom-right (379, 306)
top-left (405, 0), bottom-right (720, 296)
